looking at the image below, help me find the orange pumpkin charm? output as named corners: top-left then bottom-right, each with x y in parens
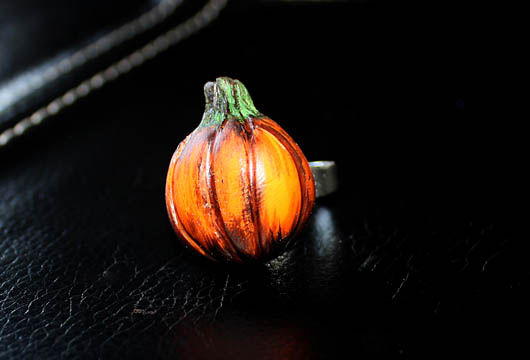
top-left (165, 77), bottom-right (315, 263)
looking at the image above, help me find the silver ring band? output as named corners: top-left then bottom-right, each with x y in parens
top-left (309, 161), bottom-right (338, 198)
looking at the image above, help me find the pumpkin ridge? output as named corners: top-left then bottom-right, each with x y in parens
top-left (257, 119), bottom-right (315, 236)
top-left (242, 122), bottom-right (263, 258)
top-left (206, 130), bottom-right (242, 261)
top-left (166, 135), bottom-right (212, 259)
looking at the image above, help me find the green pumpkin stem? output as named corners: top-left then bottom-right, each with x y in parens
top-left (200, 77), bottom-right (261, 127)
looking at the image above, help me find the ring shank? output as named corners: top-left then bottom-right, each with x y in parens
top-left (309, 161), bottom-right (338, 198)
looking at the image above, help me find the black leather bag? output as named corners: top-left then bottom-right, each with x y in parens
top-left (0, 1), bottom-right (524, 358)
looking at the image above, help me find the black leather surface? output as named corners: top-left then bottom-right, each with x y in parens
top-left (0, 0), bottom-right (206, 131)
top-left (0, 1), bottom-right (526, 359)
top-left (0, 0), bottom-right (151, 82)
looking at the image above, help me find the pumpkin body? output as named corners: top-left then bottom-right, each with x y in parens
top-left (165, 78), bottom-right (315, 262)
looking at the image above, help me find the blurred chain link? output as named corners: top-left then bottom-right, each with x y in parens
top-left (0, 0), bottom-right (228, 148)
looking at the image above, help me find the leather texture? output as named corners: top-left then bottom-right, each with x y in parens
top-left (0, 1), bottom-right (525, 359)
top-left (0, 0), bottom-right (206, 132)
top-left (0, 0), bottom-right (150, 82)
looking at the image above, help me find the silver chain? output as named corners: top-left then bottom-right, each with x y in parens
top-left (0, 0), bottom-right (183, 116)
top-left (0, 0), bottom-right (229, 147)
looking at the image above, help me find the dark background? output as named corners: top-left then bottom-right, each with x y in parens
top-left (0, 0), bottom-right (525, 359)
